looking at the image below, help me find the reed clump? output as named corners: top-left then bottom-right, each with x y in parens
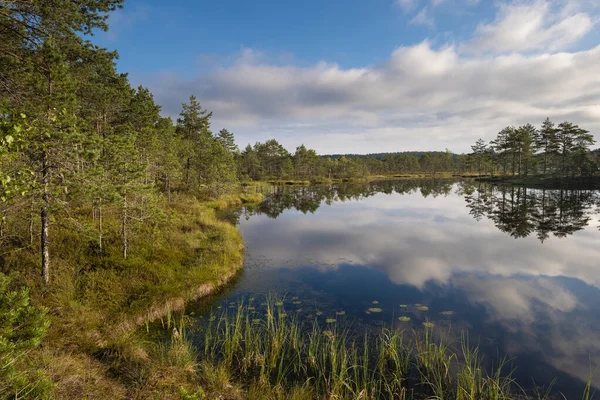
top-left (193, 296), bottom-right (531, 399)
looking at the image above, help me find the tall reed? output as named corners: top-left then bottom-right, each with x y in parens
top-left (195, 296), bottom-right (526, 399)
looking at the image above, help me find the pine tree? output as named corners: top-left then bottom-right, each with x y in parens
top-left (535, 118), bottom-right (559, 176)
top-left (217, 129), bottom-right (238, 153)
top-left (470, 138), bottom-right (487, 176)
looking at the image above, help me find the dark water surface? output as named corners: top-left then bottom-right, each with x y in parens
top-left (187, 179), bottom-right (600, 397)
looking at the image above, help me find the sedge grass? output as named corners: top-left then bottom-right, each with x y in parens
top-left (194, 296), bottom-right (533, 400)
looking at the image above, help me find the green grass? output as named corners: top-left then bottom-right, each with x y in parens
top-left (183, 296), bottom-right (591, 400)
top-left (0, 192), bottom-right (250, 399)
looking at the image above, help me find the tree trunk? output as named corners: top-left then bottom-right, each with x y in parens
top-left (41, 151), bottom-right (50, 285)
top-left (543, 145), bottom-right (548, 177)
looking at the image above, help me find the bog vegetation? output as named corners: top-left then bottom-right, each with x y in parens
top-left (0, 0), bottom-right (598, 399)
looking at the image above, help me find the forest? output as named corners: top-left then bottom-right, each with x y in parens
top-left (1, 1), bottom-right (599, 399)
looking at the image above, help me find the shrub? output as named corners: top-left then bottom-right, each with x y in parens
top-left (0, 273), bottom-right (52, 399)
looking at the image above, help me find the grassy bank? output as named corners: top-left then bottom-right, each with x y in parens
top-left (0, 192), bottom-right (262, 399)
top-left (161, 297), bottom-right (595, 399)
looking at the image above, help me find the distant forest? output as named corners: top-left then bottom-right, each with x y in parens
top-left (321, 151), bottom-right (454, 160)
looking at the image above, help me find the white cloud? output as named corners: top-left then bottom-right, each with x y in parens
top-left (146, 40), bottom-right (600, 153)
top-left (134, 0), bottom-right (600, 154)
top-left (464, 1), bottom-right (594, 53)
top-left (410, 7), bottom-right (435, 26)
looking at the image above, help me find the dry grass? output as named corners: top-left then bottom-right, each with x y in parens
top-left (0, 192), bottom-right (250, 399)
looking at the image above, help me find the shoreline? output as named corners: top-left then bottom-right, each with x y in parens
top-left (5, 192), bottom-right (261, 399)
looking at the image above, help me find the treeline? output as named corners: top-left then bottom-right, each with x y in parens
top-left (469, 119), bottom-right (597, 177)
top-left (238, 146), bottom-right (464, 180)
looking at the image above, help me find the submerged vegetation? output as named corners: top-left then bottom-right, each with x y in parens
top-left (163, 297), bottom-right (594, 399)
top-left (0, 0), bottom-right (598, 398)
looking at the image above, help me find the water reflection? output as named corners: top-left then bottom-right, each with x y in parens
top-left (465, 184), bottom-right (599, 242)
top-left (212, 179), bottom-right (600, 396)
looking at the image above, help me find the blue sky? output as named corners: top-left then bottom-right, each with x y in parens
top-left (93, 0), bottom-right (600, 153)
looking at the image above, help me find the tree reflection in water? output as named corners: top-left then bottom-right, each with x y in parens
top-left (226, 179), bottom-right (600, 243)
top-left (464, 183), bottom-right (599, 242)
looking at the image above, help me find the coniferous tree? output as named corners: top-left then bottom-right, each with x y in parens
top-left (535, 118), bottom-right (560, 176)
top-left (217, 129), bottom-right (238, 153)
top-left (471, 138), bottom-right (487, 176)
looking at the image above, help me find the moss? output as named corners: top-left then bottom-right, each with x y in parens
top-left (1, 192), bottom-right (248, 399)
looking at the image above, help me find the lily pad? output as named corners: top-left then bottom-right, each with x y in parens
top-left (416, 305), bottom-right (429, 311)
top-left (293, 301), bottom-right (302, 305)
top-left (325, 318), bottom-right (337, 323)
top-left (372, 301), bottom-right (379, 305)
top-left (368, 308), bottom-right (383, 313)
top-left (336, 311), bottom-right (346, 316)
top-left (398, 316), bottom-right (411, 322)
top-left (275, 301), bottom-right (284, 307)
top-left (422, 321), bottom-right (435, 328)
top-left (316, 311), bottom-right (323, 316)
top-left (440, 311), bottom-right (454, 316)
top-left (399, 305), bottom-right (407, 308)
top-left (248, 306), bottom-right (255, 311)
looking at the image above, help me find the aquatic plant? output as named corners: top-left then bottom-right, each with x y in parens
top-left (416, 305), bottom-right (429, 311)
top-left (195, 296), bottom-right (532, 399)
top-left (368, 308), bottom-right (383, 313)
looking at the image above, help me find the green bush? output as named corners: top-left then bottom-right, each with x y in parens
top-left (0, 273), bottom-right (52, 399)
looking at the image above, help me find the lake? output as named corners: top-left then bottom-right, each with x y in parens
top-left (186, 179), bottom-right (600, 397)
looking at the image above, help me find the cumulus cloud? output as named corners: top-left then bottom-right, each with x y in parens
top-left (138, 0), bottom-right (600, 153)
top-left (147, 40), bottom-right (600, 152)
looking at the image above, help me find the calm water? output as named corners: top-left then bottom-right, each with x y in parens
top-left (187, 179), bottom-right (600, 397)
